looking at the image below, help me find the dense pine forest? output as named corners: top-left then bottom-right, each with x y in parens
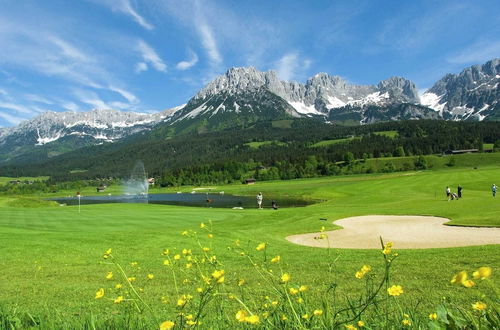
top-left (1, 120), bottom-right (500, 189)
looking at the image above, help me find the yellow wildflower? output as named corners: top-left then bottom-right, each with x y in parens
top-left (174, 254), bottom-right (181, 260)
top-left (196, 287), bottom-right (203, 293)
top-left (357, 320), bottom-right (365, 327)
top-left (271, 255), bottom-right (281, 263)
top-left (95, 288), bottom-right (104, 299)
top-left (235, 310), bottom-right (247, 322)
top-left (114, 296), bottom-right (124, 304)
top-left (162, 249), bottom-right (170, 255)
top-left (473, 267), bottom-right (492, 280)
top-left (302, 314), bottom-right (309, 319)
top-left (238, 279), bottom-right (246, 286)
top-left (313, 309), bottom-right (323, 316)
top-left (429, 313), bottom-right (437, 321)
top-left (208, 234), bottom-right (213, 239)
top-left (262, 311), bottom-right (269, 319)
top-left (296, 297), bottom-right (304, 304)
top-left (186, 263), bottom-right (192, 269)
top-left (256, 243), bottom-right (266, 251)
top-left (177, 298), bottom-right (186, 307)
top-left (280, 314), bottom-right (287, 321)
top-left (212, 269), bottom-right (225, 279)
top-left (127, 277), bottom-right (136, 282)
top-left (281, 273), bottom-right (291, 283)
top-left (402, 319), bottom-right (411, 326)
top-left (161, 296), bottom-right (168, 304)
top-left (181, 230), bottom-right (188, 236)
top-left (451, 271), bottom-right (468, 285)
top-left (344, 325), bottom-right (357, 330)
top-left (186, 320), bottom-right (196, 326)
top-left (272, 301), bottom-right (278, 307)
top-left (159, 320), bottom-right (175, 330)
top-left (130, 261), bottom-right (138, 267)
top-left (387, 285), bottom-right (403, 296)
top-left (320, 226), bottom-right (326, 232)
top-left (186, 314), bottom-right (194, 320)
top-left (105, 248), bottom-right (112, 255)
top-left (299, 285), bottom-right (307, 292)
top-left (235, 239), bottom-right (240, 246)
top-left (105, 272), bottom-right (113, 280)
top-left (182, 248), bottom-right (189, 255)
top-left (289, 288), bottom-right (299, 295)
top-left (217, 276), bottom-right (225, 284)
top-left (147, 274), bottom-right (154, 280)
top-left (472, 301), bottom-right (487, 311)
top-left (245, 315), bottom-right (260, 324)
top-left (200, 222), bottom-right (206, 228)
top-left (202, 247), bottom-right (210, 252)
top-left (382, 242), bottom-right (393, 255)
top-left (462, 279), bottom-right (475, 288)
top-left (163, 259), bottom-right (171, 266)
top-left (115, 283), bottom-right (122, 289)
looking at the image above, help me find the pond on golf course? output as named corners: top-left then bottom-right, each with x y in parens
top-left (49, 193), bottom-right (314, 209)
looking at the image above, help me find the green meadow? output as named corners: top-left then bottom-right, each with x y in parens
top-left (0, 162), bottom-right (499, 328)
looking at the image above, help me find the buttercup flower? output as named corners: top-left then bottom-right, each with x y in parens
top-left (115, 283), bottom-right (122, 289)
top-left (147, 274), bottom-right (154, 280)
top-left (159, 320), bottom-right (175, 330)
top-left (313, 309), bottom-right (323, 316)
top-left (429, 313), bottom-right (437, 320)
top-left (451, 271), bottom-right (468, 285)
top-left (212, 269), bottom-right (225, 279)
top-left (105, 272), bottom-right (113, 280)
top-left (387, 285), bottom-right (404, 296)
top-left (245, 315), bottom-right (260, 324)
top-left (256, 243), bottom-right (266, 251)
top-left (357, 320), bottom-right (365, 327)
top-left (472, 301), bottom-right (487, 311)
top-left (95, 288), bottom-right (104, 299)
top-left (235, 310), bottom-right (247, 322)
top-left (114, 296), bottom-right (124, 304)
top-left (271, 256), bottom-right (281, 263)
top-left (289, 288), bottom-right (299, 295)
top-left (200, 222), bottom-right (206, 229)
top-left (473, 267), bottom-right (492, 280)
top-left (344, 325), bottom-right (357, 330)
top-left (402, 319), bottom-right (411, 326)
top-left (281, 273), bottom-right (291, 283)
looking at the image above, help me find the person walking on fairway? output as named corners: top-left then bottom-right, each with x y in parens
top-left (457, 185), bottom-right (462, 198)
top-left (257, 192), bottom-right (263, 209)
top-left (493, 184), bottom-right (497, 197)
top-left (446, 186), bottom-right (451, 200)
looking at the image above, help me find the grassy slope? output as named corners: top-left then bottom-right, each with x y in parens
top-left (0, 165), bottom-right (499, 321)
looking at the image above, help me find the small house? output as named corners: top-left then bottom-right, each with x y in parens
top-left (244, 178), bottom-right (256, 185)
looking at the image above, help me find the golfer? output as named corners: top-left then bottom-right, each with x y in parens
top-left (257, 192), bottom-right (263, 209)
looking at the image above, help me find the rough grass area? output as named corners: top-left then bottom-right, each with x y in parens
top-left (0, 165), bottom-right (498, 328)
top-left (244, 140), bottom-right (287, 149)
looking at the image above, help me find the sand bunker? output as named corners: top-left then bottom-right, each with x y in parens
top-left (286, 215), bottom-right (500, 249)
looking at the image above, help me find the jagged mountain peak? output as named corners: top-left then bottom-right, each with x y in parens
top-left (422, 58), bottom-right (499, 120)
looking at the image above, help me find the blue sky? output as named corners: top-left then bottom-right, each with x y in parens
top-left (0, 0), bottom-right (499, 127)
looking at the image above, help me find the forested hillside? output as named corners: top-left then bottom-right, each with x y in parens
top-left (1, 120), bottom-right (499, 187)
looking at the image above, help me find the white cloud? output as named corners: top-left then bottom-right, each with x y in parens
top-left (0, 111), bottom-right (25, 125)
top-left (197, 20), bottom-right (222, 66)
top-left (135, 62), bottom-right (148, 73)
top-left (176, 51), bottom-right (199, 70)
top-left (25, 94), bottom-right (54, 105)
top-left (137, 40), bottom-right (167, 72)
top-left (0, 102), bottom-right (35, 115)
top-left (62, 102), bottom-right (79, 111)
top-left (274, 53), bottom-right (311, 81)
top-left (108, 85), bottom-right (138, 103)
top-left (72, 89), bottom-right (110, 109)
top-left (89, 0), bottom-right (153, 30)
top-left (447, 40), bottom-right (500, 64)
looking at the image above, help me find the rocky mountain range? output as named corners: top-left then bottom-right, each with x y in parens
top-left (0, 58), bottom-right (498, 163)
